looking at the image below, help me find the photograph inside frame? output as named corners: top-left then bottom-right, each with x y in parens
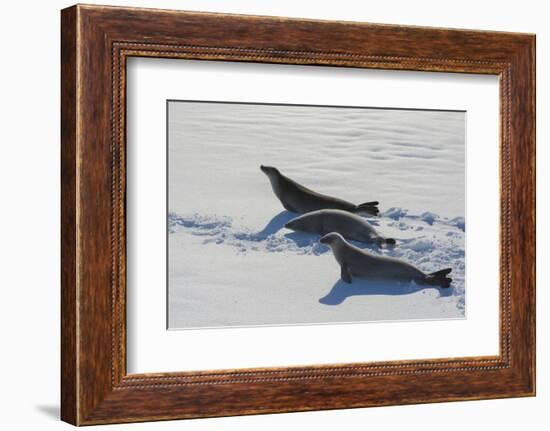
top-left (167, 100), bottom-right (466, 329)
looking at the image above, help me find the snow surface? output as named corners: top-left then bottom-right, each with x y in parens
top-left (168, 102), bottom-right (465, 329)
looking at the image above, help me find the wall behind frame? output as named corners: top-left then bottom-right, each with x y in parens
top-left (0, 0), bottom-right (545, 430)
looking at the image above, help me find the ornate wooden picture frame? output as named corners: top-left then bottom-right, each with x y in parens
top-left (61, 4), bottom-right (535, 425)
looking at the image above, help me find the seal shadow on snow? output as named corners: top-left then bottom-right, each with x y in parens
top-left (254, 210), bottom-right (296, 238)
top-left (258, 211), bottom-right (332, 253)
top-left (319, 279), bottom-right (454, 305)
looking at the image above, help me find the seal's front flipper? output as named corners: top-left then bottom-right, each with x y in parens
top-left (341, 265), bottom-right (352, 283)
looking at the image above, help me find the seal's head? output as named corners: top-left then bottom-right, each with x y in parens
top-left (284, 212), bottom-right (322, 233)
top-left (320, 232), bottom-right (345, 247)
top-left (260, 165), bottom-right (280, 178)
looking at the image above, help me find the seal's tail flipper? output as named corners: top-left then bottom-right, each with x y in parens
top-left (424, 268), bottom-right (453, 288)
top-left (375, 237), bottom-right (396, 247)
top-left (353, 201), bottom-right (379, 216)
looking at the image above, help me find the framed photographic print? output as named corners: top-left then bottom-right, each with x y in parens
top-left (61, 4), bottom-right (535, 425)
top-left (165, 100), bottom-right (464, 330)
